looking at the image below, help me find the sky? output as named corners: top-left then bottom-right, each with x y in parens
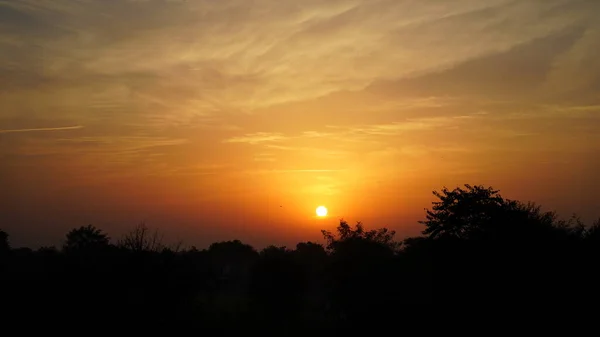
top-left (1, 0), bottom-right (599, 249)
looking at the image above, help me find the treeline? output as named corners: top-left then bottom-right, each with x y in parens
top-left (1, 184), bottom-right (599, 333)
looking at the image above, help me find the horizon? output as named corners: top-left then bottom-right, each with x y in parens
top-left (3, 187), bottom-right (597, 251)
top-left (1, 0), bottom-right (599, 249)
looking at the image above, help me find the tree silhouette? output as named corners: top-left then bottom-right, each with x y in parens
top-left (2, 183), bottom-right (600, 330)
top-left (294, 242), bottom-right (327, 266)
top-left (207, 239), bottom-right (258, 281)
top-left (584, 218), bottom-right (600, 241)
top-left (250, 245), bottom-right (305, 322)
top-left (418, 184), bottom-right (565, 242)
top-left (419, 184), bottom-right (506, 239)
top-left (321, 219), bottom-right (400, 253)
top-left (63, 225), bottom-right (110, 253)
top-left (0, 229), bottom-right (9, 253)
top-left (321, 220), bottom-right (400, 321)
top-left (414, 184), bottom-right (599, 306)
top-left (293, 242), bottom-right (328, 320)
top-left (118, 222), bottom-right (164, 252)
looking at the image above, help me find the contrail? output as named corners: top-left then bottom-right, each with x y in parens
top-left (0, 125), bottom-right (84, 134)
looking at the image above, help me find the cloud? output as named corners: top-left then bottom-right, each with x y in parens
top-left (1, 0), bottom-right (598, 192)
top-left (3, 0), bottom-right (597, 114)
top-left (246, 169), bottom-right (342, 175)
top-left (326, 112), bottom-right (487, 137)
top-left (56, 136), bottom-right (188, 151)
top-left (224, 132), bottom-right (288, 144)
top-left (2, 0), bottom-right (598, 159)
top-left (366, 25), bottom-right (589, 102)
top-left (224, 129), bottom-right (340, 145)
top-left (0, 125), bottom-right (83, 134)
top-left (253, 152), bottom-right (277, 162)
top-left (225, 112), bottom-right (486, 148)
top-left (1, 133), bottom-right (189, 175)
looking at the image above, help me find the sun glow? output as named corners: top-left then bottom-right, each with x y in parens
top-left (316, 206), bottom-right (328, 217)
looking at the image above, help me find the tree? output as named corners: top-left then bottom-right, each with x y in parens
top-left (0, 229), bottom-right (9, 253)
top-left (293, 242), bottom-right (328, 316)
top-left (207, 239), bottom-right (258, 282)
top-left (321, 220), bottom-right (400, 320)
top-left (208, 240), bottom-right (257, 262)
top-left (321, 219), bottom-right (400, 253)
top-left (419, 184), bottom-right (564, 241)
top-left (250, 246), bottom-right (305, 323)
top-left (259, 245), bottom-right (289, 257)
top-left (419, 184), bottom-right (507, 240)
top-left (63, 225), bottom-right (110, 253)
top-left (584, 218), bottom-right (600, 241)
top-left (118, 222), bottom-right (164, 253)
top-left (294, 242), bottom-right (327, 265)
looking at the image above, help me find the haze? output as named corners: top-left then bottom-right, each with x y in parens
top-left (1, 0), bottom-right (599, 249)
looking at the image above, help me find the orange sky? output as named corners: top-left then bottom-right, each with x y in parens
top-left (1, 0), bottom-right (599, 249)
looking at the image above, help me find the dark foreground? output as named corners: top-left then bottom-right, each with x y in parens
top-left (2, 185), bottom-right (599, 333)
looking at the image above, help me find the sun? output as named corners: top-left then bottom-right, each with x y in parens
top-left (316, 206), bottom-right (328, 217)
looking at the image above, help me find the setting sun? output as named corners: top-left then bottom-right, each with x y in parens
top-left (316, 206), bottom-right (328, 217)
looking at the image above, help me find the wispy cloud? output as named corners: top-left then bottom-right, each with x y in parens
top-left (244, 169), bottom-right (342, 175)
top-left (1, 134), bottom-right (190, 178)
top-left (224, 130), bottom-right (338, 145)
top-left (3, 0), bottom-right (597, 111)
top-left (0, 125), bottom-right (83, 134)
top-left (1, 0), bottom-right (599, 226)
top-left (56, 136), bottom-right (188, 150)
top-left (327, 113), bottom-right (487, 137)
top-left (225, 113), bottom-right (486, 149)
top-left (224, 132), bottom-right (288, 144)
top-left (271, 169), bottom-right (341, 173)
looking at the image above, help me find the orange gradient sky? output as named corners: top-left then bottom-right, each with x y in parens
top-left (1, 0), bottom-right (599, 248)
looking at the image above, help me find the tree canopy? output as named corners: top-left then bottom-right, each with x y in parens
top-left (321, 219), bottom-right (401, 255)
top-left (63, 225), bottom-right (110, 253)
top-left (419, 184), bottom-right (568, 241)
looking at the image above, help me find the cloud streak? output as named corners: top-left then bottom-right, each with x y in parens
top-left (224, 132), bottom-right (287, 144)
top-left (0, 125), bottom-right (83, 134)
